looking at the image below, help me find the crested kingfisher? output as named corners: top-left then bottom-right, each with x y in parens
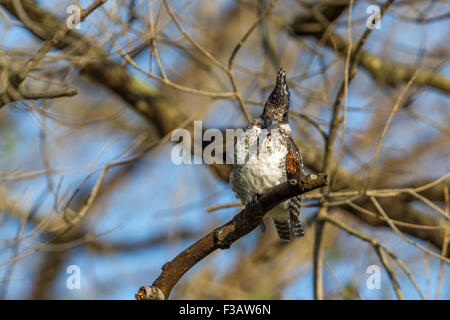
top-left (230, 68), bottom-right (304, 241)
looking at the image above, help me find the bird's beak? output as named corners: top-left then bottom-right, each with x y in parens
top-left (266, 119), bottom-right (275, 134)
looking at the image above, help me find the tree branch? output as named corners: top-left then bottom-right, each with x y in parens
top-left (0, 0), bottom-right (106, 109)
top-left (135, 173), bottom-right (328, 300)
top-left (289, 2), bottom-right (450, 94)
top-left (1, 87), bottom-right (78, 107)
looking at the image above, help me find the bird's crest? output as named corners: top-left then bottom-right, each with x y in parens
top-left (262, 68), bottom-right (290, 124)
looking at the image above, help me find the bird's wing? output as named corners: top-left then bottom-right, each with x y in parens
top-left (284, 136), bottom-right (305, 239)
top-left (285, 136), bottom-right (303, 181)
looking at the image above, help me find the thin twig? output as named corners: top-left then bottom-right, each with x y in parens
top-left (370, 196), bottom-right (450, 263)
top-left (325, 214), bottom-right (425, 299)
top-left (374, 245), bottom-right (403, 299)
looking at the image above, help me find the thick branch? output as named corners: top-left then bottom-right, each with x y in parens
top-left (135, 173), bottom-right (328, 300)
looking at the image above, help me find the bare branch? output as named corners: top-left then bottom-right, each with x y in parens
top-left (290, 2), bottom-right (450, 94)
top-left (136, 173), bottom-right (328, 300)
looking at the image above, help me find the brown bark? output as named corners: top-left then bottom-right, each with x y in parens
top-left (136, 173), bottom-right (328, 300)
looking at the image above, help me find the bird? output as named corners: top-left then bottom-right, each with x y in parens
top-left (230, 68), bottom-right (304, 241)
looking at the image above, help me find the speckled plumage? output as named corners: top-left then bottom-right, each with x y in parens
top-left (230, 69), bottom-right (304, 241)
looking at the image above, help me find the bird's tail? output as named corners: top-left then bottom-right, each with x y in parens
top-left (273, 218), bottom-right (304, 241)
top-left (272, 196), bottom-right (304, 240)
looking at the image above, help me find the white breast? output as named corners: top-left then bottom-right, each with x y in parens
top-left (230, 123), bottom-right (289, 208)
